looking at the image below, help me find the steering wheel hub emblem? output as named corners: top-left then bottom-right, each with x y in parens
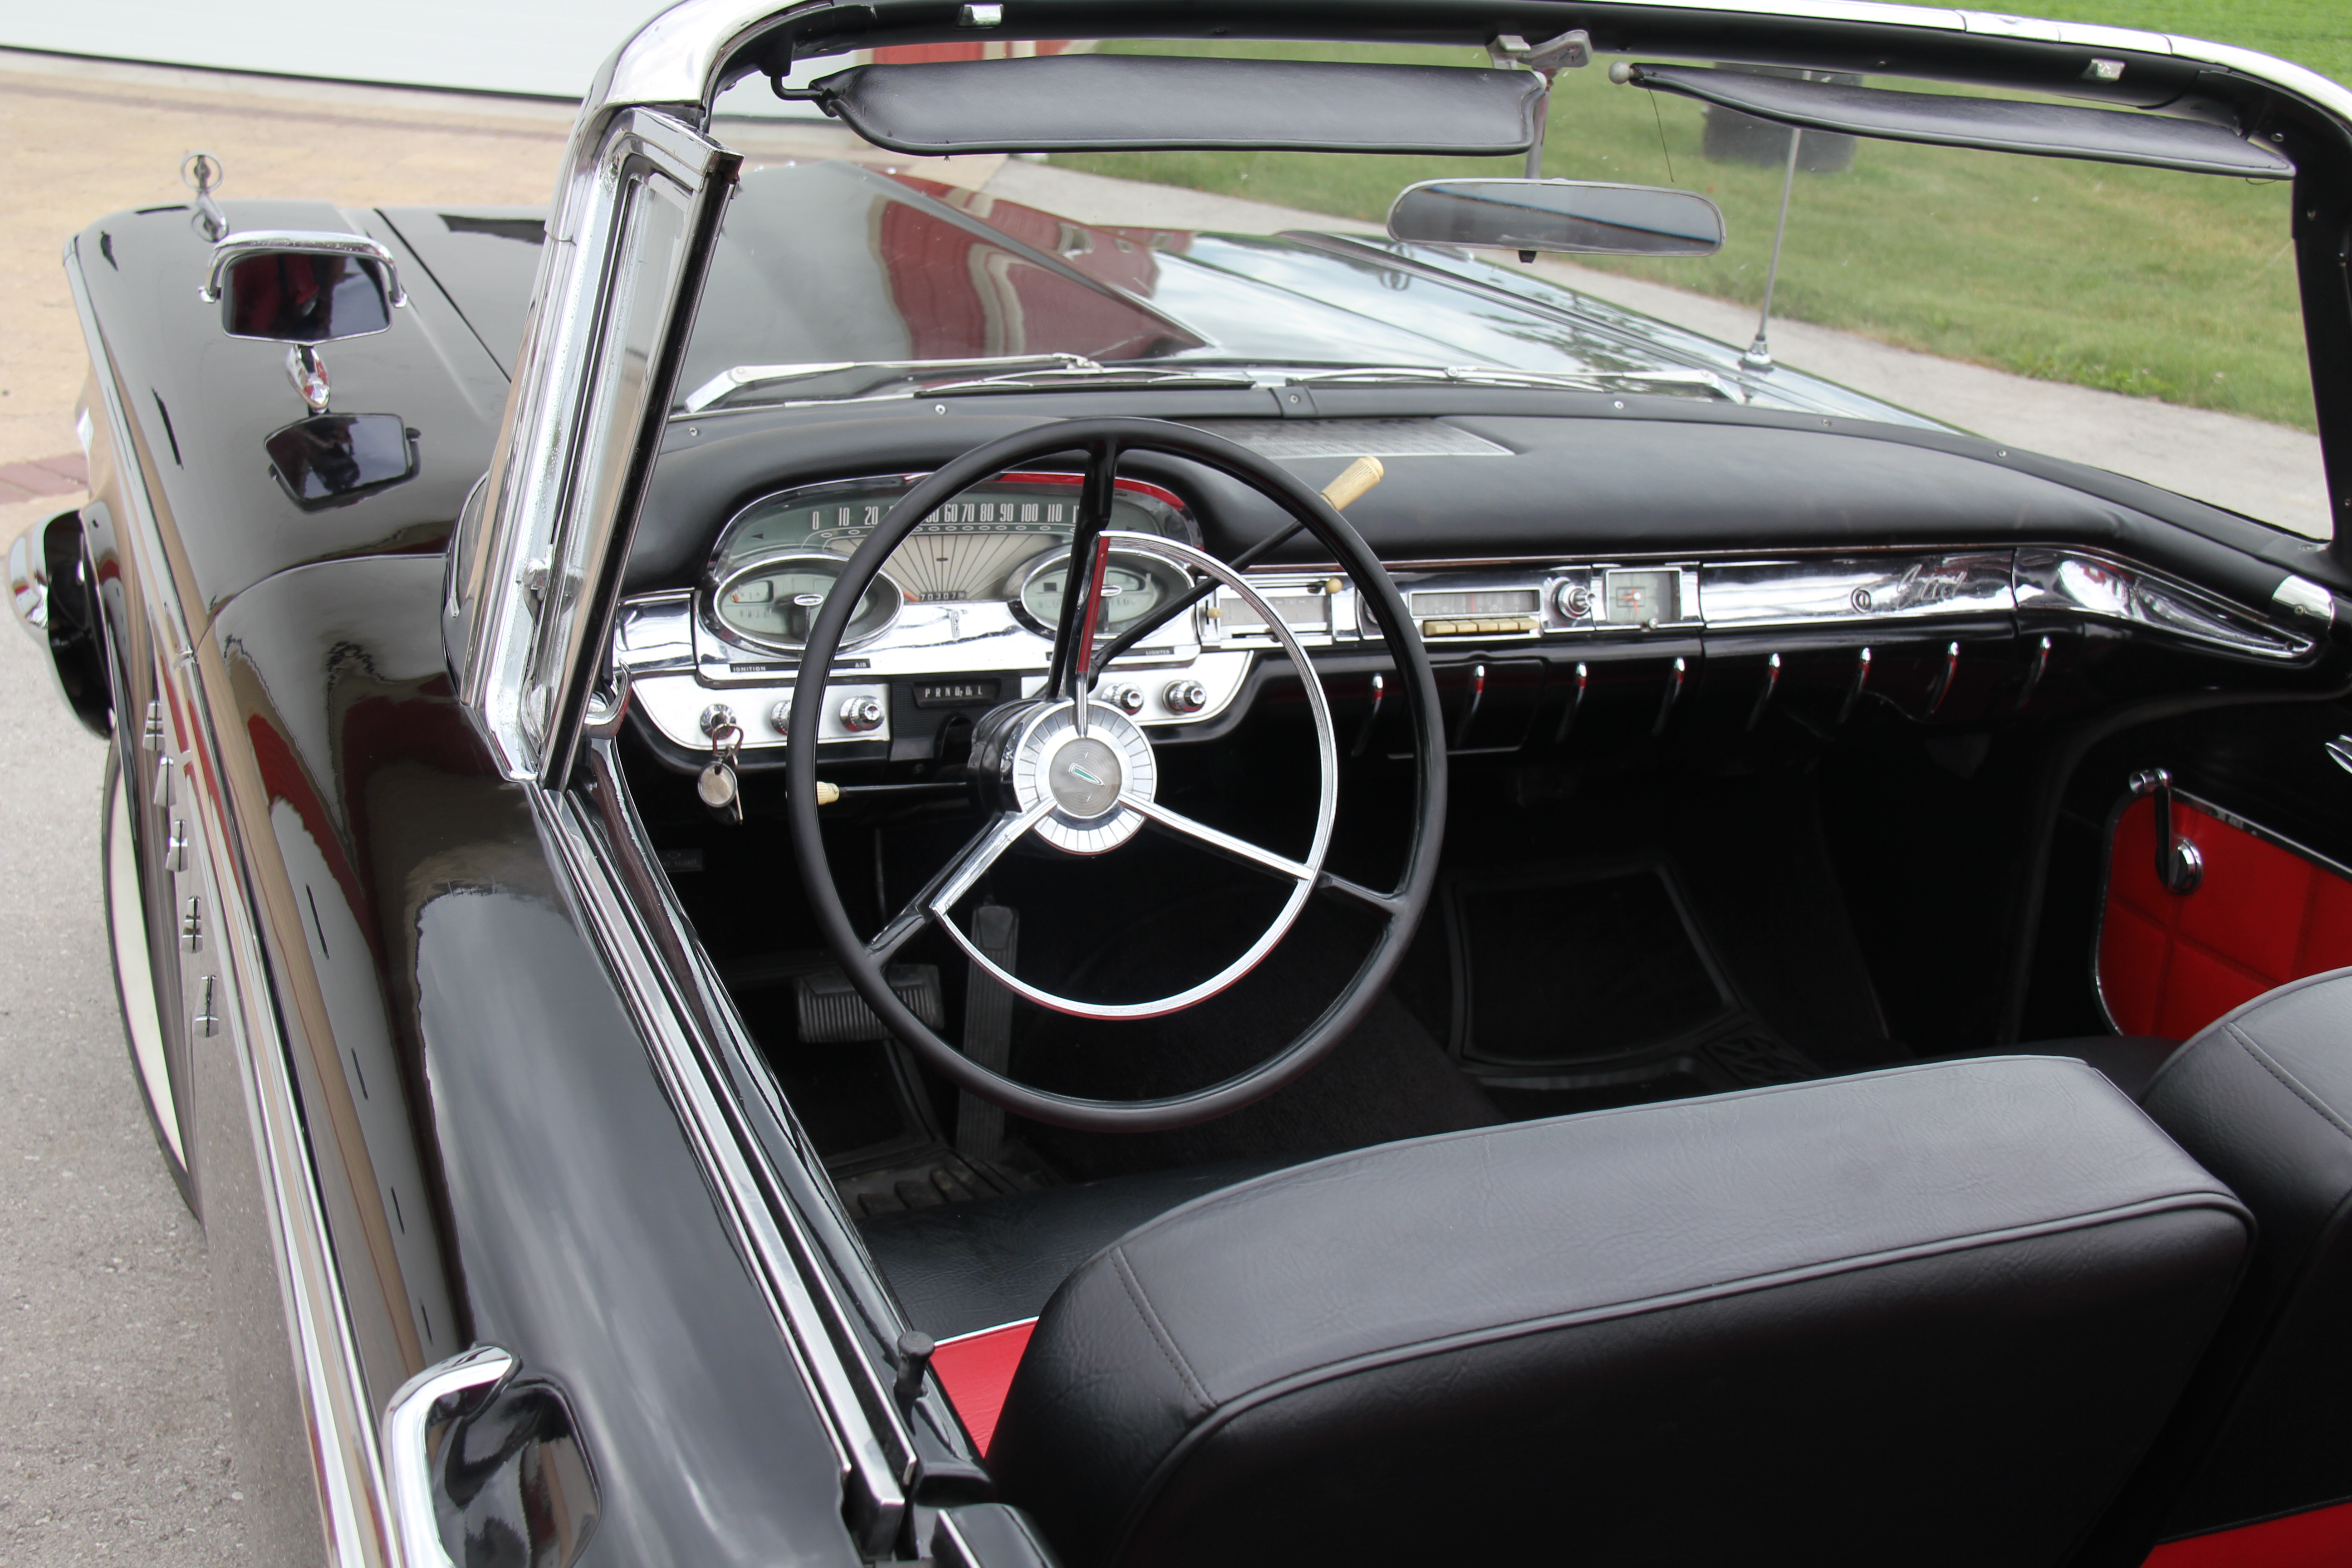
top-left (1046, 734), bottom-right (1125, 818)
top-left (1014, 701), bottom-right (1156, 852)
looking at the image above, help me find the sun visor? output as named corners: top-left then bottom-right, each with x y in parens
top-left (1618, 64), bottom-right (2293, 179)
top-left (808, 54), bottom-right (1544, 156)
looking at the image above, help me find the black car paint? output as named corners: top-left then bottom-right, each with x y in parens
top-left (199, 553), bottom-right (865, 1566)
top-left (70, 202), bottom-right (864, 1562)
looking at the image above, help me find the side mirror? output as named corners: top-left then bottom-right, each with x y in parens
top-left (198, 231), bottom-right (406, 343)
top-left (1387, 178), bottom-right (1725, 257)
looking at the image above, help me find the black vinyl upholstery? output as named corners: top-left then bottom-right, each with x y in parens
top-left (2089, 971), bottom-right (2352, 1549)
top-left (860, 1158), bottom-right (1301, 1341)
top-left (987, 1058), bottom-right (2250, 1568)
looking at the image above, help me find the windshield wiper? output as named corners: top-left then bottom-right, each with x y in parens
top-left (921, 365), bottom-right (1262, 395)
top-left (1279, 364), bottom-right (1739, 399)
top-left (681, 353), bottom-right (1103, 413)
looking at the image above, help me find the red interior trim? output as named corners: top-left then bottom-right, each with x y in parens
top-left (930, 1318), bottom-right (1037, 1456)
top-left (2144, 1500), bottom-right (2352, 1567)
top-left (2100, 795), bottom-right (2352, 1040)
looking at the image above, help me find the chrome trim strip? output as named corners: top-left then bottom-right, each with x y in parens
top-left (534, 787), bottom-right (916, 1556)
top-left (67, 240), bottom-right (392, 1568)
top-left (383, 1347), bottom-right (517, 1568)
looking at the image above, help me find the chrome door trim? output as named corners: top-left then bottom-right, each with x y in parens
top-left (532, 784), bottom-right (920, 1556)
top-left (67, 243), bottom-right (393, 1568)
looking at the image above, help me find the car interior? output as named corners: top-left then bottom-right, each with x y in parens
top-left (546, 31), bottom-right (2352, 1567)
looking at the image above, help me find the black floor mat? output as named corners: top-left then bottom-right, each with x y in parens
top-left (1005, 895), bottom-right (1502, 1181)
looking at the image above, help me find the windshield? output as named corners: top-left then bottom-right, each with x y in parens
top-left (680, 33), bottom-right (2323, 534)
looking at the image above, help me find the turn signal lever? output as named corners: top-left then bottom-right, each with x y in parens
top-left (2128, 768), bottom-right (2204, 896)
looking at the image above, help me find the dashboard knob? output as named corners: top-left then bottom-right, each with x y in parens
top-left (837, 695), bottom-right (886, 733)
top-left (1556, 581), bottom-right (1593, 619)
top-left (1105, 683), bottom-right (1146, 716)
top-left (1162, 679), bottom-right (1208, 715)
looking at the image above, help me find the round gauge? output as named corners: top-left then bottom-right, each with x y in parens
top-left (1015, 549), bottom-right (1193, 640)
top-left (712, 553), bottom-right (901, 650)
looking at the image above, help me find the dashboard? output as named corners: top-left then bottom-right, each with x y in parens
top-left (613, 465), bottom-right (2318, 767)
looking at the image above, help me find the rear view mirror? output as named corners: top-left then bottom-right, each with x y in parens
top-left (1387, 179), bottom-right (1725, 257)
top-left (199, 231), bottom-right (406, 343)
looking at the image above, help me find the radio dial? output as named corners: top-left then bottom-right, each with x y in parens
top-left (1556, 581), bottom-right (1593, 619)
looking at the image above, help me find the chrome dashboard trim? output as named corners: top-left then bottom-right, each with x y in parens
top-left (2016, 547), bottom-right (2313, 661)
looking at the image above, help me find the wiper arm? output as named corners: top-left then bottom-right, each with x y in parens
top-left (921, 366), bottom-right (1261, 395)
top-left (681, 353), bottom-right (1102, 413)
top-left (1280, 364), bottom-right (1738, 399)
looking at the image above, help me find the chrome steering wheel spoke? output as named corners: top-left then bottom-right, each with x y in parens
top-left (866, 800), bottom-right (1055, 964)
top-left (1132, 799), bottom-right (1314, 884)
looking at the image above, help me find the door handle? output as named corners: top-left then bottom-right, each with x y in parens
top-left (383, 1344), bottom-right (516, 1568)
top-left (2128, 768), bottom-right (2204, 896)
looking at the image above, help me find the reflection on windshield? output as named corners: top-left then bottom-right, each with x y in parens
top-left (675, 162), bottom-right (1203, 406)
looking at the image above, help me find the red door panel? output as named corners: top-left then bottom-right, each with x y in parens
top-left (2099, 793), bottom-right (2352, 1040)
top-left (2144, 1499), bottom-right (2352, 1566)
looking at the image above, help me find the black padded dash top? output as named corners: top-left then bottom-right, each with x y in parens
top-left (988, 1058), bottom-right (2250, 1568)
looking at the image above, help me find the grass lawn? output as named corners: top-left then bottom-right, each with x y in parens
top-left (1051, 6), bottom-right (2347, 431)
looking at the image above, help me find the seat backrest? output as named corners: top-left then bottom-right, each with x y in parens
top-left (986, 1058), bottom-right (2249, 1568)
top-left (2109, 970), bottom-right (2352, 1548)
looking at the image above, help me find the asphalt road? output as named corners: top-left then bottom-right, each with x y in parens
top-left (0, 510), bottom-right (246, 1564)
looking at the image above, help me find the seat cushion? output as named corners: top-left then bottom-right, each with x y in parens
top-left (859, 1156), bottom-right (1302, 1341)
top-left (2103, 970), bottom-right (2352, 1545)
top-left (988, 1058), bottom-right (2250, 1568)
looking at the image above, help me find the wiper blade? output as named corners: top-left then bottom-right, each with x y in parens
top-left (681, 353), bottom-right (1101, 413)
top-left (1279, 364), bottom-right (1738, 399)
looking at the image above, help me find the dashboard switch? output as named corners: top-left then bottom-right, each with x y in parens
top-left (1105, 683), bottom-right (1146, 716)
top-left (838, 695), bottom-right (886, 733)
top-left (1163, 679), bottom-right (1207, 715)
top-left (1556, 581), bottom-right (1593, 619)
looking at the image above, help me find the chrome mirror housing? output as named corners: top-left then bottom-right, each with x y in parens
top-left (198, 230), bottom-right (407, 342)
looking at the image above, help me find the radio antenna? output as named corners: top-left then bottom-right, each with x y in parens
top-left (1742, 124), bottom-right (1803, 372)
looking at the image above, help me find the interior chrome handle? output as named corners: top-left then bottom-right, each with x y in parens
top-left (2128, 768), bottom-right (2204, 896)
top-left (383, 1344), bottom-right (516, 1568)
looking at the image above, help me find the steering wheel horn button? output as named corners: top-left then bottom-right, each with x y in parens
top-left (1048, 735), bottom-right (1125, 818)
top-left (1010, 700), bottom-right (1157, 853)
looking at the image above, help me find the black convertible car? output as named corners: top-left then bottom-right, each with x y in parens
top-left (15, 2), bottom-right (2352, 1564)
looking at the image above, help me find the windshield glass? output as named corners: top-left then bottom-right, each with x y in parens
top-left (683, 33), bottom-right (2323, 535)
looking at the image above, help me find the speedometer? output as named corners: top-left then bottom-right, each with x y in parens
top-left (709, 470), bottom-right (1195, 606)
top-left (713, 554), bottom-right (901, 651)
top-left (1015, 548), bottom-right (1194, 639)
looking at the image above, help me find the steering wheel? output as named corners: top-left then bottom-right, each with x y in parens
top-left (787, 419), bottom-right (1445, 1131)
